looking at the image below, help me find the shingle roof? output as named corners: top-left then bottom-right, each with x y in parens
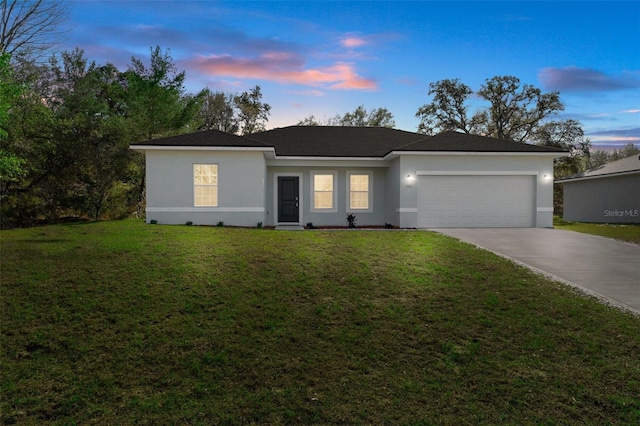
top-left (131, 126), bottom-right (567, 156)
top-left (395, 131), bottom-right (566, 153)
top-left (251, 126), bottom-right (426, 157)
top-left (130, 129), bottom-right (270, 148)
top-left (557, 154), bottom-right (640, 181)
top-left (396, 131), bottom-right (567, 153)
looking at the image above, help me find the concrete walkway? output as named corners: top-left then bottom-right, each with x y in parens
top-left (432, 228), bottom-right (640, 315)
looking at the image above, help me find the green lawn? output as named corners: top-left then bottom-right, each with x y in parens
top-left (554, 216), bottom-right (640, 244)
top-left (2, 220), bottom-right (639, 425)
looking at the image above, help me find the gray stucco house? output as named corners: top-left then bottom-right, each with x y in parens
top-left (556, 154), bottom-right (640, 223)
top-left (130, 126), bottom-right (566, 228)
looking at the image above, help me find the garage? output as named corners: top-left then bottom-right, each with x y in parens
top-left (417, 174), bottom-right (536, 228)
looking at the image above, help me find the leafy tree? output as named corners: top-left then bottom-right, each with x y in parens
top-left (124, 46), bottom-right (198, 141)
top-left (339, 105), bottom-right (369, 126)
top-left (0, 0), bottom-right (69, 61)
top-left (476, 76), bottom-right (564, 142)
top-left (587, 150), bottom-right (611, 169)
top-left (609, 143), bottom-right (640, 161)
top-left (297, 105), bottom-right (395, 128)
top-left (0, 52), bottom-right (20, 138)
top-left (416, 75), bottom-right (564, 142)
top-left (0, 55), bottom-right (28, 192)
top-left (339, 105), bottom-right (395, 127)
top-left (296, 114), bottom-right (321, 126)
top-left (296, 113), bottom-right (342, 126)
top-left (415, 79), bottom-right (475, 135)
top-left (51, 52), bottom-right (132, 219)
top-left (588, 143), bottom-right (640, 169)
top-left (364, 106), bottom-right (396, 128)
top-left (194, 88), bottom-right (239, 133)
top-left (234, 85), bottom-right (271, 135)
top-left (0, 53), bottom-right (57, 226)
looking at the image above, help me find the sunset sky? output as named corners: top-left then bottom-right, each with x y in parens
top-left (64, 1), bottom-right (640, 149)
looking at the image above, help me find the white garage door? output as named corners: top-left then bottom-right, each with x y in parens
top-left (417, 175), bottom-right (535, 228)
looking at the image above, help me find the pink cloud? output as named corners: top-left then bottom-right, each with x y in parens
top-left (621, 109), bottom-right (640, 114)
top-left (341, 37), bottom-right (367, 48)
top-left (189, 52), bottom-right (376, 90)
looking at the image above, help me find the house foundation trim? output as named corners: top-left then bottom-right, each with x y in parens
top-left (416, 170), bottom-right (539, 176)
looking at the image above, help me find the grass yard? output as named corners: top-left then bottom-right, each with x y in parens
top-left (554, 216), bottom-right (640, 244)
top-left (1, 220), bottom-right (639, 425)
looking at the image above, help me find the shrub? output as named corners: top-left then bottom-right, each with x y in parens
top-left (347, 214), bottom-right (357, 228)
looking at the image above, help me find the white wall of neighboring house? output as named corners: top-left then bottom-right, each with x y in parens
top-left (562, 174), bottom-right (640, 223)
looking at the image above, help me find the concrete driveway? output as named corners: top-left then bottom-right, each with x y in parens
top-left (432, 228), bottom-right (640, 315)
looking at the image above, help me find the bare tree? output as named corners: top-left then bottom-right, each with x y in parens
top-left (1, 0), bottom-right (69, 60)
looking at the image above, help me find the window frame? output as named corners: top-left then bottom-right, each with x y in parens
top-left (346, 170), bottom-right (373, 213)
top-left (310, 170), bottom-right (338, 213)
top-left (193, 163), bottom-right (219, 207)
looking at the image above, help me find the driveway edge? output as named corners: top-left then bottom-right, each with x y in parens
top-left (441, 234), bottom-right (640, 318)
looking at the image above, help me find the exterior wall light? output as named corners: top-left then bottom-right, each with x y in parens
top-left (405, 174), bottom-right (415, 187)
top-left (543, 174), bottom-right (551, 181)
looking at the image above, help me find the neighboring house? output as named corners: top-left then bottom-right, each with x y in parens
top-left (556, 154), bottom-right (640, 223)
top-left (130, 126), bottom-right (566, 228)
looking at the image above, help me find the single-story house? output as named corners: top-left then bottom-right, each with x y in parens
top-left (130, 126), bottom-right (567, 228)
top-left (556, 154), bottom-right (640, 223)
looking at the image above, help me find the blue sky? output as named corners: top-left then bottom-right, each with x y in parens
top-left (65, 1), bottom-right (640, 149)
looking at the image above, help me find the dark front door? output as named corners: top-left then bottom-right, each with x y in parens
top-left (278, 176), bottom-right (299, 223)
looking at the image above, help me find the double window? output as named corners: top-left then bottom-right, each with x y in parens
top-left (194, 164), bottom-right (218, 206)
top-left (312, 170), bottom-right (372, 212)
